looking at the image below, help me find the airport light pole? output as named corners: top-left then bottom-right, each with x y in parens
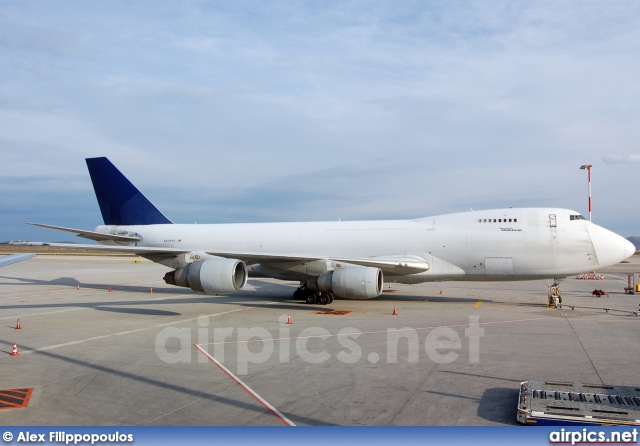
top-left (580, 164), bottom-right (592, 221)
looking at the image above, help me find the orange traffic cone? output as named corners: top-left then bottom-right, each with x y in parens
top-left (108, 286), bottom-right (112, 293)
top-left (15, 319), bottom-right (21, 330)
top-left (392, 306), bottom-right (397, 315)
top-left (11, 342), bottom-right (18, 356)
top-left (287, 314), bottom-right (292, 324)
top-left (149, 288), bottom-right (153, 294)
top-left (439, 288), bottom-right (443, 294)
top-left (76, 284), bottom-right (80, 290)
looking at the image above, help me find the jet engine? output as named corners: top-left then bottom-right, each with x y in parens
top-left (163, 258), bottom-right (247, 295)
top-left (308, 266), bottom-right (383, 299)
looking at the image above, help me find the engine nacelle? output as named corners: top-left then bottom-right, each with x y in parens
top-left (308, 266), bottom-right (383, 299)
top-left (163, 258), bottom-right (247, 295)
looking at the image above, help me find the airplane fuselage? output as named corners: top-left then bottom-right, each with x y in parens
top-left (94, 207), bottom-right (633, 284)
top-left (33, 158), bottom-right (636, 302)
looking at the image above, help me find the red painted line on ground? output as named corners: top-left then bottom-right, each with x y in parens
top-left (193, 344), bottom-right (295, 426)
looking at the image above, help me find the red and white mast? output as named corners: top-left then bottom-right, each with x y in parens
top-left (580, 164), bottom-right (592, 221)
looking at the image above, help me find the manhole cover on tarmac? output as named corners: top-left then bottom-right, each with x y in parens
top-left (0, 388), bottom-right (33, 410)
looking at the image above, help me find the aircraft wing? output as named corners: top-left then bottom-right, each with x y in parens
top-left (327, 256), bottom-right (430, 275)
top-left (27, 223), bottom-right (141, 243)
top-left (206, 252), bottom-right (430, 274)
top-left (0, 253), bottom-right (36, 268)
top-left (44, 243), bottom-right (429, 275)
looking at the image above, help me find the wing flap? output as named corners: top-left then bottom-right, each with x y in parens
top-left (204, 251), bottom-right (429, 274)
top-left (204, 251), bottom-right (320, 264)
top-left (329, 256), bottom-right (430, 275)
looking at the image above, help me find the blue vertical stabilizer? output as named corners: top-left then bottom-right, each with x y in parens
top-left (86, 157), bottom-right (173, 225)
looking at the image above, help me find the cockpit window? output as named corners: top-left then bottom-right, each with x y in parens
top-left (570, 214), bottom-right (587, 221)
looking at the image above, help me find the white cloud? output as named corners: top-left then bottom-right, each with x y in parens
top-left (603, 154), bottom-right (640, 164)
top-left (2, 1), bottom-right (640, 240)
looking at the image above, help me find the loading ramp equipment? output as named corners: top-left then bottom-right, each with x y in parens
top-left (518, 381), bottom-right (640, 426)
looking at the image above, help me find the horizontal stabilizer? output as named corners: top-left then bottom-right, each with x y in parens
top-left (45, 243), bottom-right (190, 257)
top-left (26, 223), bottom-right (141, 243)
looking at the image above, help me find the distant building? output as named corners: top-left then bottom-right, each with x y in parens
top-left (2, 240), bottom-right (48, 246)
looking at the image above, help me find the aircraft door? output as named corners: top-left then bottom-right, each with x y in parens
top-left (484, 257), bottom-right (514, 279)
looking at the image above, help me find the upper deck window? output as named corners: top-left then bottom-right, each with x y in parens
top-left (570, 214), bottom-right (587, 221)
top-left (477, 217), bottom-right (517, 223)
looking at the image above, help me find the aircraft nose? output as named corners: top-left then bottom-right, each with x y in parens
top-left (588, 224), bottom-right (635, 268)
top-left (624, 238), bottom-right (636, 259)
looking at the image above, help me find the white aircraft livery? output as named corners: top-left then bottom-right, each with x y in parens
top-left (30, 157), bottom-right (635, 305)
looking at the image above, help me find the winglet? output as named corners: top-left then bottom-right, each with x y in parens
top-left (86, 157), bottom-right (173, 225)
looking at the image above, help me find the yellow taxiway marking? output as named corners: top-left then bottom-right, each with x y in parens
top-left (474, 301), bottom-right (483, 307)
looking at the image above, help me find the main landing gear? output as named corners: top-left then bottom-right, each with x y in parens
top-left (293, 284), bottom-right (334, 305)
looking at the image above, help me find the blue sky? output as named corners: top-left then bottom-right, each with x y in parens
top-left (2, 1), bottom-right (640, 242)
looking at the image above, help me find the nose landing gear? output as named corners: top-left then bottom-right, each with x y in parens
top-left (548, 283), bottom-right (562, 309)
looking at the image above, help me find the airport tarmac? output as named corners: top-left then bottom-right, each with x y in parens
top-left (1, 254), bottom-right (639, 426)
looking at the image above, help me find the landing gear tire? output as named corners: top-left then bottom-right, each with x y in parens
top-left (305, 293), bottom-right (317, 305)
top-left (318, 292), bottom-right (333, 305)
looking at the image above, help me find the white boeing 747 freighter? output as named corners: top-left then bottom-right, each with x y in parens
top-left (30, 157), bottom-right (635, 305)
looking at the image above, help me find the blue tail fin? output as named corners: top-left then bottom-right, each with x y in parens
top-left (86, 157), bottom-right (173, 225)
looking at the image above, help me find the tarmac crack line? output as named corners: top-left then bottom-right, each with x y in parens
top-left (566, 318), bottom-right (604, 385)
top-left (387, 363), bottom-right (438, 426)
top-left (14, 308), bottom-right (245, 355)
top-left (145, 397), bottom-right (205, 425)
top-left (197, 315), bottom-right (580, 347)
top-left (33, 371), bottom-right (96, 389)
top-left (0, 308), bottom-right (85, 320)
